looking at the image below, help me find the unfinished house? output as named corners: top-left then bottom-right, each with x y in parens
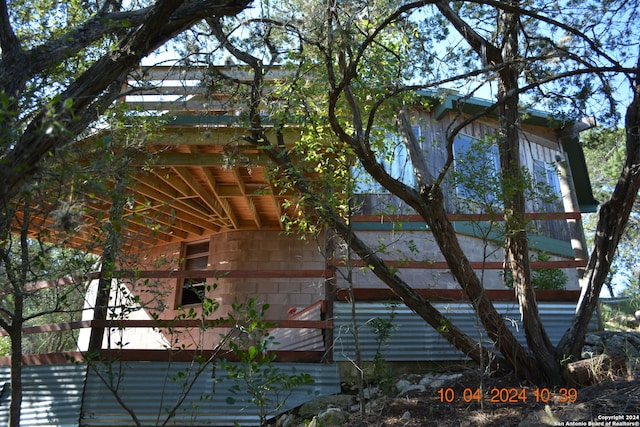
top-left (0, 66), bottom-right (597, 426)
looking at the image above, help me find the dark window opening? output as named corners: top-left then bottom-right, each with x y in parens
top-left (179, 240), bottom-right (210, 306)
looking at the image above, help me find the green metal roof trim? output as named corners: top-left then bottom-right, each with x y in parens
top-left (417, 89), bottom-right (568, 129)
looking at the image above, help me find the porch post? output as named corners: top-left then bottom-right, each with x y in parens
top-left (556, 153), bottom-right (588, 279)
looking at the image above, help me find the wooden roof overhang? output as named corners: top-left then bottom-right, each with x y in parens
top-left (69, 126), bottom-right (303, 252)
top-left (19, 66), bottom-right (308, 252)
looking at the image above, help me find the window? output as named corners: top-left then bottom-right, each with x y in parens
top-left (533, 160), bottom-right (562, 211)
top-left (454, 134), bottom-right (501, 206)
top-left (179, 240), bottom-right (210, 306)
top-left (353, 131), bottom-right (416, 194)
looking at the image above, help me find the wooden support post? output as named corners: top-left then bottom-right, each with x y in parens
top-left (556, 153), bottom-right (588, 278)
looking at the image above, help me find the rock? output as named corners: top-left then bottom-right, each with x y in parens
top-left (297, 395), bottom-right (354, 419)
top-left (309, 408), bottom-right (346, 427)
top-left (362, 386), bottom-right (379, 400)
top-left (277, 413), bottom-right (296, 427)
top-left (395, 379), bottom-right (425, 395)
top-left (519, 403), bottom-right (591, 427)
top-left (401, 410), bottom-right (411, 420)
top-left (419, 372), bottom-right (462, 389)
top-left (518, 405), bottom-right (560, 426)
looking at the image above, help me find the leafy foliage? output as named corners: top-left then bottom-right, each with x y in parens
top-left (582, 127), bottom-right (640, 296)
top-left (503, 252), bottom-right (568, 291)
top-left (368, 301), bottom-right (398, 396)
top-left (220, 298), bottom-right (314, 426)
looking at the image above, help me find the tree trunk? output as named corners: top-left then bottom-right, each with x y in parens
top-left (416, 186), bottom-right (543, 381)
top-left (88, 165), bottom-right (129, 352)
top-left (496, 4), bottom-right (561, 384)
top-left (9, 306), bottom-right (23, 427)
top-left (258, 131), bottom-right (504, 372)
top-left (557, 64), bottom-right (640, 360)
top-left (0, 0), bottom-right (252, 224)
top-left (397, 108), bottom-right (542, 382)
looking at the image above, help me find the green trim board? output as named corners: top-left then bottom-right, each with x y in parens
top-left (561, 136), bottom-right (599, 213)
top-left (351, 220), bottom-right (575, 258)
top-left (453, 221), bottom-right (576, 258)
top-left (418, 89), bottom-right (565, 129)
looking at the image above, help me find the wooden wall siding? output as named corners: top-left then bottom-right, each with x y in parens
top-left (358, 109), bottom-right (571, 241)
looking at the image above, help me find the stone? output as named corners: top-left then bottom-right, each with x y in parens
top-left (277, 413), bottom-right (296, 427)
top-left (518, 405), bottom-right (560, 427)
top-left (402, 411), bottom-right (411, 420)
top-left (362, 386), bottom-right (379, 400)
top-left (395, 378), bottom-right (425, 395)
top-left (297, 395), bottom-right (354, 419)
top-left (419, 372), bottom-right (462, 389)
top-left (316, 408), bottom-right (346, 426)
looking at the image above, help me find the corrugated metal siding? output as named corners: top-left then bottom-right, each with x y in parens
top-left (0, 362), bottom-right (338, 427)
top-left (270, 304), bottom-right (325, 351)
top-left (333, 301), bottom-right (596, 361)
top-left (270, 328), bottom-right (325, 351)
top-left (81, 361), bottom-right (340, 427)
top-left (0, 364), bottom-right (86, 427)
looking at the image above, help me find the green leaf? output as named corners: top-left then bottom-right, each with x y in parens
top-left (248, 345), bottom-right (257, 359)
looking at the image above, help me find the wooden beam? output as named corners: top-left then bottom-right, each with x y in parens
top-left (351, 212), bottom-right (583, 222)
top-left (134, 175), bottom-right (212, 217)
top-left (110, 269), bottom-right (333, 279)
top-left (335, 288), bottom-right (582, 302)
top-left (132, 179), bottom-right (222, 232)
top-left (172, 164), bottom-right (228, 219)
top-left (329, 259), bottom-right (588, 269)
top-left (248, 197), bottom-right (262, 228)
top-left (231, 167), bottom-right (263, 228)
top-left (200, 167), bottom-right (240, 229)
top-left (132, 65), bottom-right (289, 83)
top-left (139, 152), bottom-right (267, 166)
top-left (127, 196), bottom-right (208, 236)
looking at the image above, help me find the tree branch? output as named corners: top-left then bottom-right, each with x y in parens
top-left (0, 0), bottom-right (252, 216)
top-left (0, 0), bottom-right (20, 60)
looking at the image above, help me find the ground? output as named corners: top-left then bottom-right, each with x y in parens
top-left (342, 370), bottom-right (640, 427)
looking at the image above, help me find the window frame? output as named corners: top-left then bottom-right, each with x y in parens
top-left (176, 239), bottom-right (210, 307)
top-left (453, 133), bottom-right (502, 207)
top-left (533, 159), bottom-right (563, 212)
top-left (353, 130), bottom-right (416, 194)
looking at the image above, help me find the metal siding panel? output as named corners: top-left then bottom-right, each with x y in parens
top-left (0, 364), bottom-right (86, 427)
top-left (270, 328), bottom-right (325, 351)
top-left (333, 301), bottom-right (594, 361)
top-left (82, 361), bottom-right (216, 426)
top-left (1, 361), bottom-right (338, 427)
top-left (81, 361), bottom-right (339, 427)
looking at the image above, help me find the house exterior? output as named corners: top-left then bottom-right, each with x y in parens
top-left (0, 66), bottom-right (598, 425)
top-left (66, 67), bottom-right (597, 353)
